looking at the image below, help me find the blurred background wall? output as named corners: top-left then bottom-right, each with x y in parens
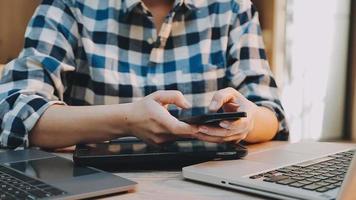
top-left (0, 0), bottom-right (41, 64)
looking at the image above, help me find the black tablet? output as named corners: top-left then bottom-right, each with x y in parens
top-left (178, 112), bottom-right (247, 125)
top-left (73, 138), bottom-right (248, 171)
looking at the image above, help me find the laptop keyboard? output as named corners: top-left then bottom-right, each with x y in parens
top-left (0, 165), bottom-right (67, 200)
top-left (249, 150), bottom-right (355, 193)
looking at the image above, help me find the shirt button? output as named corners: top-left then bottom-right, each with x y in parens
top-left (147, 38), bottom-right (155, 45)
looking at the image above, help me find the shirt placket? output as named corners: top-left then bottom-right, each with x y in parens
top-left (144, 8), bottom-right (178, 94)
top-left (149, 13), bottom-right (175, 64)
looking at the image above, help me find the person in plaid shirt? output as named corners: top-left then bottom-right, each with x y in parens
top-left (0, 0), bottom-right (288, 149)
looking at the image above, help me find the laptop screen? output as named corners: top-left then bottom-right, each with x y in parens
top-left (5, 157), bottom-right (99, 182)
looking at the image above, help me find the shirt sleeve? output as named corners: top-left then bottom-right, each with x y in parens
top-left (0, 0), bottom-right (78, 149)
top-left (226, 0), bottom-right (289, 140)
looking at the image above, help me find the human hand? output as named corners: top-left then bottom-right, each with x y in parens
top-left (196, 87), bottom-right (258, 144)
top-left (127, 90), bottom-right (199, 145)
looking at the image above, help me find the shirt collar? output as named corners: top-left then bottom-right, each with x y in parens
top-left (123, 0), bottom-right (199, 14)
top-left (184, 0), bottom-right (200, 10)
top-left (123, 0), bottom-right (141, 13)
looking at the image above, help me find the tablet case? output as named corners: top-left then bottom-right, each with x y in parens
top-left (73, 139), bottom-right (248, 171)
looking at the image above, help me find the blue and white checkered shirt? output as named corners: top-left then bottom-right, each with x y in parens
top-left (0, 0), bottom-right (288, 149)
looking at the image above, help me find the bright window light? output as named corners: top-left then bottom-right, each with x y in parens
top-left (282, 0), bottom-right (351, 142)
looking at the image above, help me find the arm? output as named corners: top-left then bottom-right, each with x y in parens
top-left (29, 104), bottom-right (130, 149)
top-left (1, 1), bottom-right (198, 149)
top-left (196, 1), bottom-right (288, 143)
top-left (246, 107), bottom-right (279, 142)
top-left (30, 91), bottom-right (199, 149)
top-left (226, 1), bottom-right (288, 142)
top-left (0, 0), bottom-right (79, 149)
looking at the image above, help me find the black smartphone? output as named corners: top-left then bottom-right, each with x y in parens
top-left (178, 112), bottom-right (247, 125)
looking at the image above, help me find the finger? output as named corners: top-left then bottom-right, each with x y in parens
top-left (173, 133), bottom-right (197, 139)
top-left (137, 135), bottom-right (160, 147)
top-left (144, 100), bottom-right (198, 137)
top-left (235, 139), bottom-right (243, 144)
top-left (151, 134), bottom-right (178, 144)
top-left (222, 133), bottom-right (247, 142)
top-left (219, 119), bottom-right (248, 132)
top-left (153, 106), bottom-right (199, 136)
top-left (198, 125), bottom-right (235, 137)
top-left (195, 132), bottom-right (225, 143)
top-left (209, 87), bottom-right (238, 112)
top-left (167, 120), bottom-right (199, 136)
top-left (222, 102), bottom-right (240, 112)
top-left (142, 134), bottom-right (176, 147)
top-left (152, 90), bottom-right (191, 109)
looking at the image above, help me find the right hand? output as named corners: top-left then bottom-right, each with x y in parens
top-left (126, 90), bottom-right (199, 145)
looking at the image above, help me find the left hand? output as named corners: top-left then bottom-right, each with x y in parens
top-left (196, 87), bottom-right (259, 144)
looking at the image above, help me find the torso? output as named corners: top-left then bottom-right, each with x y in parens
top-left (63, 0), bottom-right (235, 116)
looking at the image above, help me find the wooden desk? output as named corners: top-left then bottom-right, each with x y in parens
top-left (56, 141), bottom-right (288, 200)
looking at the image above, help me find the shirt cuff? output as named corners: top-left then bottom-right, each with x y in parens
top-left (1, 94), bottom-right (65, 149)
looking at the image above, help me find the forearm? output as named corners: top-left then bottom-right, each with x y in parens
top-left (29, 104), bottom-right (131, 149)
top-left (244, 106), bottom-right (279, 143)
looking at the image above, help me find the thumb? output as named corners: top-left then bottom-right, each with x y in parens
top-left (223, 102), bottom-right (240, 112)
top-left (152, 90), bottom-right (191, 109)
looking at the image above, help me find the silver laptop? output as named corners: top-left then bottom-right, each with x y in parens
top-left (0, 149), bottom-right (136, 199)
top-left (183, 142), bottom-right (356, 200)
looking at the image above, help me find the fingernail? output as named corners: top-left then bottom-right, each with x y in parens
top-left (219, 121), bottom-right (230, 129)
top-left (209, 101), bottom-right (218, 110)
top-left (199, 126), bottom-right (209, 134)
